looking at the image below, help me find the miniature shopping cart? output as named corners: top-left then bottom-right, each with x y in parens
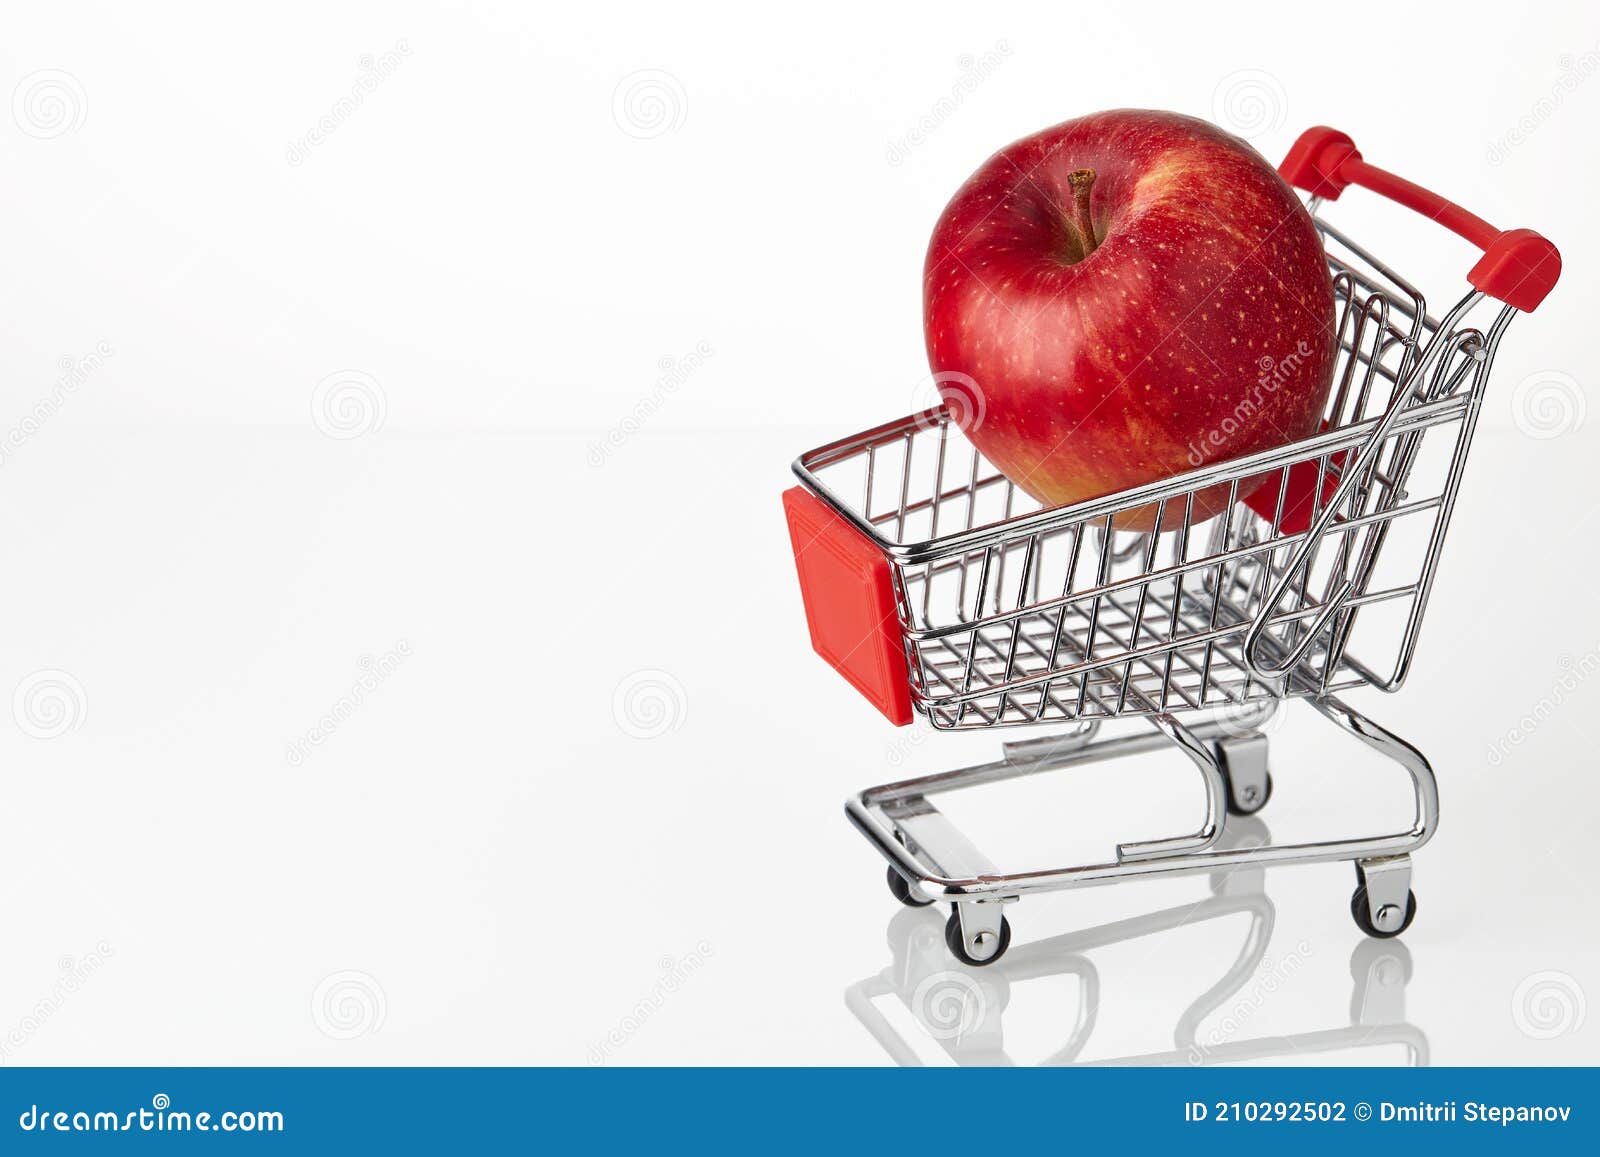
top-left (783, 127), bottom-right (1561, 966)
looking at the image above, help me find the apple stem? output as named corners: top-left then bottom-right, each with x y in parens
top-left (1068, 168), bottom-right (1098, 256)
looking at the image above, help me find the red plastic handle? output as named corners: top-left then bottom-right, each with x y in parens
top-left (1279, 127), bottom-right (1561, 313)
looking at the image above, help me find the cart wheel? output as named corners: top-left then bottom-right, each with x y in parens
top-left (1224, 770), bottom-right (1273, 816)
top-left (886, 864), bottom-right (934, 908)
top-left (1350, 885), bottom-right (1417, 939)
top-left (944, 908), bottom-right (1012, 967)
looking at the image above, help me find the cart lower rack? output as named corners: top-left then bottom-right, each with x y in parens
top-left (784, 127), bottom-right (1559, 965)
top-left (848, 812), bottom-right (1426, 1065)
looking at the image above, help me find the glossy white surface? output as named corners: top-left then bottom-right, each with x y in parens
top-left (1, 0), bottom-right (1594, 1066)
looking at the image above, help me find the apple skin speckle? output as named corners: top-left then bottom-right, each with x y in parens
top-left (923, 109), bottom-right (1337, 527)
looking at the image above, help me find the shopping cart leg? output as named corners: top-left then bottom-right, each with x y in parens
top-left (1351, 855), bottom-right (1418, 938)
top-left (1216, 732), bottom-right (1272, 816)
top-left (946, 900), bottom-right (1014, 967)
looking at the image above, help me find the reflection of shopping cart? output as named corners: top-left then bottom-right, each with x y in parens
top-left (784, 127), bottom-right (1560, 965)
top-left (846, 815), bottom-right (1427, 1066)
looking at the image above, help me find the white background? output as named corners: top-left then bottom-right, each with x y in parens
top-left (0, 0), bottom-right (1595, 1065)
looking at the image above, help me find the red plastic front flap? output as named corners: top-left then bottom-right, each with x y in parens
top-left (783, 487), bottom-right (912, 726)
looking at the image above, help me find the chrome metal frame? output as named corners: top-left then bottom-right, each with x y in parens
top-left (793, 217), bottom-right (1514, 731)
top-left (850, 696), bottom-right (1434, 961)
top-left (792, 199), bottom-right (1510, 963)
top-left (846, 830), bottom-right (1427, 1066)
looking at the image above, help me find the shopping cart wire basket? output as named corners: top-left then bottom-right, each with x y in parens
top-left (783, 126), bottom-right (1560, 965)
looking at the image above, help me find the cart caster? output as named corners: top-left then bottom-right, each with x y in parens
top-left (1216, 733), bottom-right (1271, 816)
top-left (1350, 885), bottom-right (1417, 939)
top-left (1350, 856), bottom-right (1416, 939)
top-left (886, 864), bottom-right (934, 908)
top-left (944, 907), bottom-right (1012, 967)
top-left (1225, 771), bottom-right (1273, 816)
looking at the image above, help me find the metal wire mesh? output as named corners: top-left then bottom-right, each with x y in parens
top-left (795, 215), bottom-right (1513, 729)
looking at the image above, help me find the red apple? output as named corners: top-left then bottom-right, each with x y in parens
top-left (924, 109), bottom-right (1336, 529)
